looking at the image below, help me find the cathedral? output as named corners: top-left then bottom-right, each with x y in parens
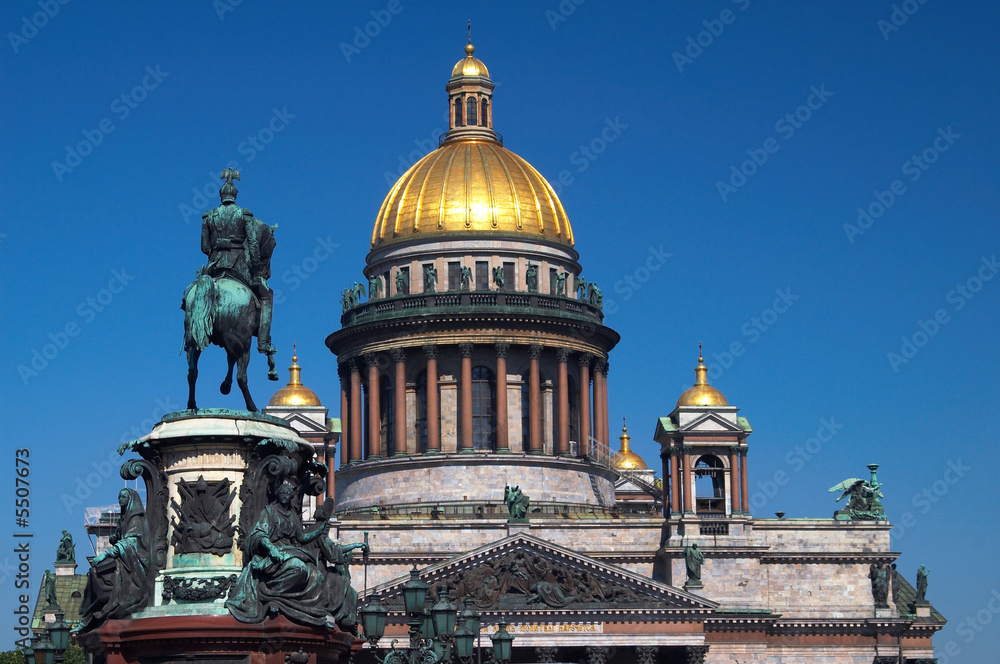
top-left (36, 37), bottom-right (945, 664)
top-left (262, 40), bottom-right (945, 664)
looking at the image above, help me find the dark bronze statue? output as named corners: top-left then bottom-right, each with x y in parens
top-left (460, 265), bottom-right (472, 290)
top-left (575, 275), bottom-right (587, 299)
top-left (56, 530), bottom-right (75, 564)
top-left (183, 170), bottom-right (279, 412)
top-left (170, 476), bottom-right (237, 556)
top-left (369, 275), bottom-right (383, 300)
top-left (916, 565), bottom-right (929, 602)
top-left (525, 264), bottom-right (538, 293)
top-left (395, 269), bottom-right (409, 295)
top-left (504, 484), bottom-right (530, 521)
top-left (76, 489), bottom-right (152, 633)
top-left (869, 562), bottom-right (890, 608)
top-left (492, 265), bottom-right (504, 290)
top-left (226, 483), bottom-right (367, 630)
top-left (684, 543), bottom-right (704, 585)
top-left (424, 264), bottom-right (437, 293)
top-left (42, 569), bottom-right (58, 607)
top-left (556, 271), bottom-right (567, 296)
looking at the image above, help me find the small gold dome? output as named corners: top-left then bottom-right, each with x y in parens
top-left (267, 345), bottom-right (322, 407)
top-left (371, 139), bottom-right (573, 249)
top-left (452, 42), bottom-right (490, 78)
top-left (612, 418), bottom-right (648, 470)
top-left (676, 345), bottom-right (729, 408)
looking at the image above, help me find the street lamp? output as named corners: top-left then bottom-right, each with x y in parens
top-left (358, 569), bottom-right (514, 664)
top-left (30, 631), bottom-right (55, 664)
top-left (49, 610), bottom-right (71, 663)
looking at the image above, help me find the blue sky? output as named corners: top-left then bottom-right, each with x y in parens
top-left (1, 2), bottom-right (997, 660)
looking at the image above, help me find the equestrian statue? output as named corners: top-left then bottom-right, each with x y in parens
top-left (182, 168), bottom-right (278, 412)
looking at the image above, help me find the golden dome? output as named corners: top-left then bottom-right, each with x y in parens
top-left (267, 345), bottom-right (322, 407)
top-left (612, 418), bottom-right (648, 470)
top-left (370, 139), bottom-right (574, 249)
top-left (452, 42), bottom-right (489, 78)
top-left (676, 345), bottom-right (729, 408)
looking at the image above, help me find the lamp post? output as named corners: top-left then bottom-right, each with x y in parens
top-left (358, 567), bottom-right (514, 664)
top-left (28, 631), bottom-right (55, 664)
top-left (49, 610), bottom-right (71, 664)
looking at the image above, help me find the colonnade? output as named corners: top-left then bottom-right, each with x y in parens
top-left (338, 343), bottom-right (611, 464)
top-left (661, 447), bottom-right (750, 516)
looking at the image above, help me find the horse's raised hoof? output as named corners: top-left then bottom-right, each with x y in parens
top-left (268, 370), bottom-right (279, 381)
top-left (220, 381), bottom-right (232, 395)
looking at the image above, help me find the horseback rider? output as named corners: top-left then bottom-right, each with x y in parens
top-left (200, 169), bottom-right (276, 358)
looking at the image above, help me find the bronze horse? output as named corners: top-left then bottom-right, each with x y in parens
top-left (182, 274), bottom-right (276, 411)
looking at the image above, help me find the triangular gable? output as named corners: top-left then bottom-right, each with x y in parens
top-left (280, 413), bottom-right (330, 435)
top-left (365, 533), bottom-right (716, 617)
top-left (683, 411), bottom-right (742, 433)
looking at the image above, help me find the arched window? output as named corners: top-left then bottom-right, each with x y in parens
top-left (454, 98), bottom-right (463, 127)
top-left (380, 375), bottom-right (394, 456)
top-left (481, 98), bottom-right (489, 127)
top-left (466, 96), bottom-right (478, 126)
top-left (695, 455), bottom-right (726, 514)
top-left (416, 370), bottom-right (428, 453)
top-left (471, 366), bottom-right (496, 450)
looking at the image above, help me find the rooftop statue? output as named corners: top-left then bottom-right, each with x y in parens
top-left (182, 169), bottom-right (279, 412)
top-left (56, 530), bottom-right (75, 564)
top-left (829, 463), bottom-right (886, 520)
top-left (916, 565), bottom-right (929, 602)
top-left (43, 569), bottom-right (58, 607)
top-left (684, 543), bottom-right (704, 586)
top-left (504, 484), bottom-right (530, 522)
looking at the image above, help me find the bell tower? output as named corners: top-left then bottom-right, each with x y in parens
top-left (655, 346), bottom-right (752, 538)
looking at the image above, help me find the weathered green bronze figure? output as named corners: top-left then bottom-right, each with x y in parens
top-left (43, 569), bottom-right (58, 607)
top-left (684, 543), bottom-right (704, 585)
top-left (226, 483), bottom-right (367, 630)
top-left (916, 565), bottom-right (929, 602)
top-left (460, 265), bottom-right (472, 290)
top-left (869, 562), bottom-right (890, 608)
top-left (182, 169), bottom-right (279, 412)
top-left (504, 484), bottom-right (530, 521)
top-left (525, 264), bottom-right (538, 292)
top-left (76, 489), bottom-right (152, 633)
top-left (56, 530), bottom-right (75, 564)
top-left (829, 463), bottom-right (886, 520)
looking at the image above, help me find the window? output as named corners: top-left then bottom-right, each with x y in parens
top-left (503, 262), bottom-right (515, 291)
top-left (380, 376), bottom-right (394, 456)
top-left (448, 262), bottom-right (462, 291)
top-left (466, 97), bottom-right (478, 126)
top-left (471, 366), bottom-right (496, 450)
top-left (549, 268), bottom-right (558, 294)
top-left (475, 261), bottom-right (489, 290)
top-left (695, 455), bottom-right (726, 514)
top-left (481, 98), bottom-right (489, 127)
top-left (454, 98), bottom-right (463, 127)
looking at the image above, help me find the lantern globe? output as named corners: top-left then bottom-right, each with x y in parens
top-left (491, 617), bottom-right (514, 663)
top-left (403, 566), bottom-right (429, 615)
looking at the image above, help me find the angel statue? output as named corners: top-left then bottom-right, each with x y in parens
top-left (829, 463), bottom-right (885, 520)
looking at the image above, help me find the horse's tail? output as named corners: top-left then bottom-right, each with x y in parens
top-left (183, 274), bottom-right (215, 352)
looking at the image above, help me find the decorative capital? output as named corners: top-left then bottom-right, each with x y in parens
top-left (577, 352), bottom-right (593, 367)
top-left (348, 357), bottom-right (362, 373)
top-left (363, 352), bottom-right (380, 369)
top-left (423, 344), bottom-right (439, 360)
top-left (390, 348), bottom-right (407, 363)
top-left (458, 343), bottom-right (474, 358)
top-left (592, 358), bottom-right (607, 374)
top-left (555, 348), bottom-right (570, 363)
top-left (494, 342), bottom-right (510, 358)
top-left (527, 344), bottom-right (543, 359)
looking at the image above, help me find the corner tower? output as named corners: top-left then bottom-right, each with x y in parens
top-left (326, 40), bottom-right (620, 515)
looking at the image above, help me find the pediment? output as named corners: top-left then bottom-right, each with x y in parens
top-left (684, 412), bottom-right (742, 433)
top-left (366, 533), bottom-right (716, 616)
top-left (281, 413), bottom-right (330, 435)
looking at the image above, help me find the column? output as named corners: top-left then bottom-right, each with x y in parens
top-left (660, 451), bottom-right (670, 519)
top-left (323, 441), bottom-right (334, 507)
top-left (392, 348), bottom-right (407, 457)
top-left (556, 348), bottom-right (570, 455)
top-left (365, 353), bottom-right (381, 459)
top-left (459, 343), bottom-right (474, 453)
top-left (495, 343), bottom-right (510, 452)
top-left (528, 344), bottom-right (543, 454)
top-left (424, 345), bottom-right (440, 453)
top-left (339, 365), bottom-right (350, 467)
top-left (592, 360), bottom-right (606, 448)
top-left (729, 449), bottom-right (740, 516)
top-left (670, 447), bottom-right (680, 515)
top-left (682, 447), bottom-right (693, 514)
top-left (740, 449), bottom-right (749, 514)
top-left (577, 353), bottom-right (592, 457)
top-left (602, 361), bottom-right (611, 449)
top-left (350, 359), bottom-right (362, 464)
